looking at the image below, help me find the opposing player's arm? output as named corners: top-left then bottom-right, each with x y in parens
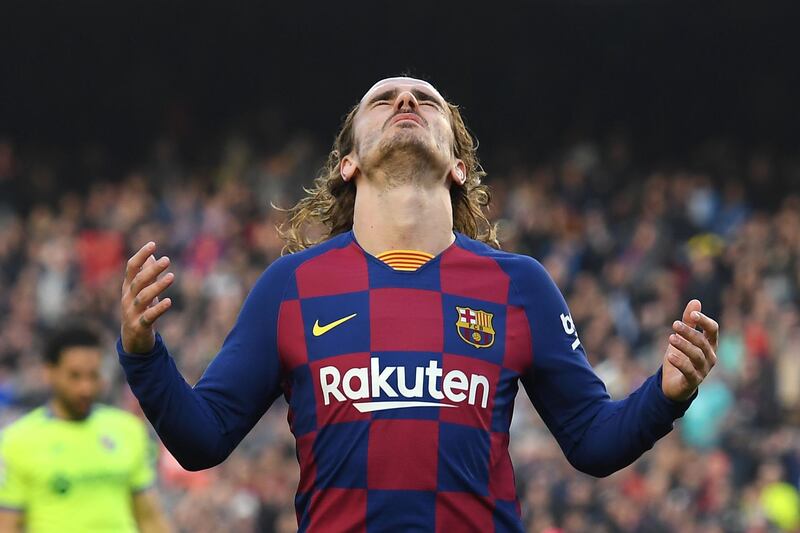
top-left (127, 418), bottom-right (169, 532)
top-left (0, 510), bottom-right (22, 532)
top-left (118, 243), bottom-right (293, 470)
top-left (0, 434), bottom-right (25, 532)
top-left (132, 489), bottom-right (171, 533)
top-left (513, 257), bottom-right (715, 477)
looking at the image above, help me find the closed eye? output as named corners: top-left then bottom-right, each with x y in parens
top-left (366, 88), bottom-right (445, 110)
top-left (412, 89), bottom-right (444, 110)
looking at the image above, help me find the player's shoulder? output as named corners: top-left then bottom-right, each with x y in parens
top-left (90, 404), bottom-right (146, 434)
top-left (255, 232), bottom-right (356, 287)
top-left (454, 232), bottom-right (552, 283)
top-left (0, 407), bottom-right (50, 447)
top-left (453, 232), bottom-right (564, 313)
top-left (270, 232), bottom-right (354, 269)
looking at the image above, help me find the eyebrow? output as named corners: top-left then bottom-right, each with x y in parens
top-left (366, 88), bottom-right (397, 106)
top-left (365, 87), bottom-right (444, 107)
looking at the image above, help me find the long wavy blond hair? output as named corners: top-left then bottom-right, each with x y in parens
top-left (279, 96), bottom-right (498, 253)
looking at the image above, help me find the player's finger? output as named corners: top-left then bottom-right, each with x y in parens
top-left (669, 333), bottom-right (708, 376)
top-left (124, 242), bottom-right (156, 286)
top-left (667, 350), bottom-right (702, 387)
top-left (139, 298), bottom-right (172, 328)
top-left (132, 272), bottom-right (175, 310)
top-left (674, 319), bottom-right (717, 369)
top-left (691, 311), bottom-right (719, 349)
top-left (682, 299), bottom-right (702, 327)
top-left (129, 256), bottom-right (171, 298)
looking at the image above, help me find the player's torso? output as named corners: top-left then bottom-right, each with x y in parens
top-left (277, 237), bottom-right (529, 532)
top-left (14, 408), bottom-right (140, 532)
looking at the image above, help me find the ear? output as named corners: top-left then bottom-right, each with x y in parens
top-left (449, 160), bottom-right (467, 187)
top-left (341, 154), bottom-right (359, 182)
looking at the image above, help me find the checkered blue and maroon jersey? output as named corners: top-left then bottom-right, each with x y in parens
top-left (118, 231), bottom-right (694, 532)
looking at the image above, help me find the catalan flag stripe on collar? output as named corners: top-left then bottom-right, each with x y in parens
top-left (376, 250), bottom-right (435, 271)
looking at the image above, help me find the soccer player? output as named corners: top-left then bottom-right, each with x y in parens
top-left (118, 77), bottom-right (719, 532)
top-left (0, 324), bottom-right (170, 533)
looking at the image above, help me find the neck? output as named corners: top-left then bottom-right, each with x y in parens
top-left (352, 176), bottom-right (455, 257)
top-left (49, 399), bottom-right (90, 421)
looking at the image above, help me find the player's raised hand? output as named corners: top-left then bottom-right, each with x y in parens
top-left (661, 299), bottom-right (719, 402)
top-left (121, 242), bottom-right (175, 354)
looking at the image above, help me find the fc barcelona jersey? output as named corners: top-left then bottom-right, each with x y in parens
top-left (118, 231), bottom-right (694, 532)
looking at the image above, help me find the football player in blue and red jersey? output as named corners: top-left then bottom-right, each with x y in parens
top-left (117, 77), bottom-right (719, 532)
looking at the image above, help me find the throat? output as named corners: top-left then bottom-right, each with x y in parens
top-left (351, 180), bottom-right (455, 258)
top-left (376, 250), bottom-right (435, 272)
top-left (48, 399), bottom-right (93, 421)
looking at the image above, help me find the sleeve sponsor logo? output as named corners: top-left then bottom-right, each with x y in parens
top-left (560, 313), bottom-right (581, 350)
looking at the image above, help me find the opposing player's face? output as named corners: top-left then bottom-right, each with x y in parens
top-left (48, 346), bottom-right (103, 419)
top-left (352, 77), bottom-right (455, 174)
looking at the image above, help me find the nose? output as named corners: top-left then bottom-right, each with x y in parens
top-left (77, 376), bottom-right (98, 397)
top-left (394, 91), bottom-right (419, 112)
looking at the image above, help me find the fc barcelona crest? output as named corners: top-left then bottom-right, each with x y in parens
top-left (456, 306), bottom-right (495, 348)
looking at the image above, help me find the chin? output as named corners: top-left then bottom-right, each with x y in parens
top-left (68, 402), bottom-right (94, 420)
top-left (377, 130), bottom-right (439, 164)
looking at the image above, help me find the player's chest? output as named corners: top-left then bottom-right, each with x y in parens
top-left (279, 285), bottom-right (531, 367)
top-left (25, 428), bottom-right (134, 494)
top-left (278, 287), bottom-right (530, 432)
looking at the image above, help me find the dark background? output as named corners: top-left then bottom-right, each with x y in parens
top-left (1, 2), bottom-right (797, 176)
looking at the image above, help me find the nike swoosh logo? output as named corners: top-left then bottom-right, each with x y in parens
top-left (313, 313), bottom-right (358, 337)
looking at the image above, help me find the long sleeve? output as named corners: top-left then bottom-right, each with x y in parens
top-left (117, 256), bottom-right (295, 471)
top-left (510, 256), bottom-right (695, 478)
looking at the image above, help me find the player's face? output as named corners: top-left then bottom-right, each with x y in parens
top-left (352, 77), bottom-right (455, 174)
top-left (48, 346), bottom-right (103, 419)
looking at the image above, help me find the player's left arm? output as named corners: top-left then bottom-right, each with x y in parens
top-left (660, 299), bottom-right (719, 401)
top-left (515, 257), bottom-right (718, 477)
top-left (132, 489), bottom-right (171, 533)
top-left (128, 418), bottom-right (171, 532)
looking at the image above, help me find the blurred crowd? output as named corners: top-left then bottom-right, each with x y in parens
top-left (1, 132), bottom-right (799, 533)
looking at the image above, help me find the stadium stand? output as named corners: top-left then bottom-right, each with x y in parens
top-left (1, 132), bottom-right (799, 531)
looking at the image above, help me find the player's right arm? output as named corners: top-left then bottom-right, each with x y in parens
top-left (0, 431), bottom-right (26, 532)
top-left (118, 242), bottom-right (290, 471)
top-left (132, 490), bottom-right (171, 533)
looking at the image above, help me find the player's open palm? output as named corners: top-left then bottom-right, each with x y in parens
top-left (661, 299), bottom-right (719, 402)
top-left (120, 242), bottom-right (175, 354)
